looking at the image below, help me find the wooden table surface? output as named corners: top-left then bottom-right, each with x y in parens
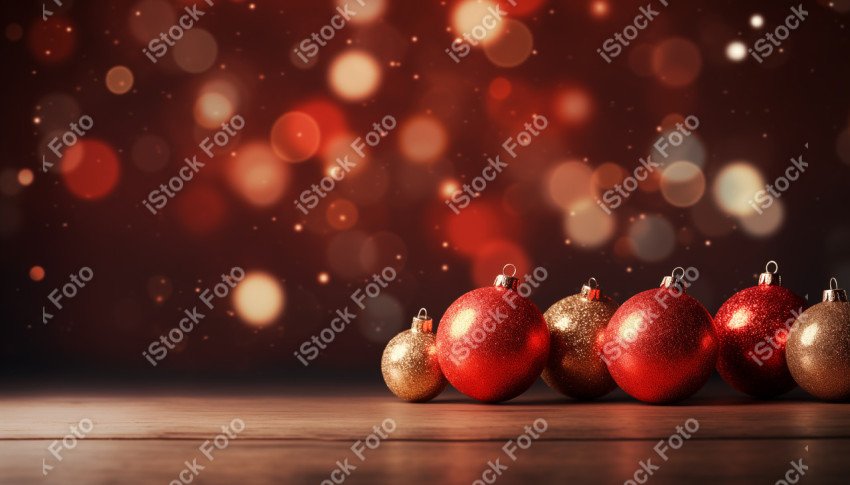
top-left (1, 381), bottom-right (848, 484)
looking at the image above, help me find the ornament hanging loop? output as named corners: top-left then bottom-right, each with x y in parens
top-left (411, 307), bottom-right (433, 332)
top-left (759, 260), bottom-right (781, 286)
top-left (823, 278), bottom-right (848, 302)
top-left (660, 267), bottom-right (686, 290)
top-left (582, 277), bottom-right (602, 301)
top-left (494, 263), bottom-right (519, 290)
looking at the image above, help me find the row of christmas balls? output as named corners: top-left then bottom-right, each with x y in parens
top-left (381, 261), bottom-right (850, 403)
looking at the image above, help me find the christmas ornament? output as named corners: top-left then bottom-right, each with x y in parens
top-left (787, 278), bottom-right (850, 401)
top-left (713, 261), bottom-right (806, 398)
top-left (603, 267), bottom-right (716, 404)
top-left (542, 277), bottom-right (619, 400)
top-left (381, 308), bottom-right (447, 402)
top-left (436, 264), bottom-right (550, 403)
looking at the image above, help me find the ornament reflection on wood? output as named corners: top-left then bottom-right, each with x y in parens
top-left (713, 261), bottom-right (806, 398)
top-left (381, 308), bottom-right (447, 402)
top-left (787, 278), bottom-right (850, 401)
top-left (436, 264), bottom-right (550, 403)
top-left (603, 267), bottom-right (717, 404)
top-left (542, 277), bottom-right (619, 399)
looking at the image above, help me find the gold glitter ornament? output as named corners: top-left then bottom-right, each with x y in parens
top-left (787, 278), bottom-right (850, 401)
top-left (381, 308), bottom-right (447, 402)
top-left (542, 278), bottom-right (619, 399)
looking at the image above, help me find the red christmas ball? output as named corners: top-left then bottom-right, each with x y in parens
top-left (602, 268), bottom-right (717, 404)
top-left (713, 261), bottom-right (807, 398)
top-left (436, 266), bottom-right (549, 402)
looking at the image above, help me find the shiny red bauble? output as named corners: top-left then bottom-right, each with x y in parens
top-left (713, 262), bottom-right (807, 398)
top-left (436, 269), bottom-right (549, 402)
top-left (602, 269), bottom-right (717, 404)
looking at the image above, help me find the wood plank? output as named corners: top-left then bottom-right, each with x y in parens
top-left (4, 439), bottom-right (844, 485)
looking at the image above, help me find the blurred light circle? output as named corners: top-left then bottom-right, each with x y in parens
top-left (628, 215), bottom-right (676, 262)
top-left (653, 129), bottom-right (706, 167)
top-left (837, 128), bottom-right (850, 166)
top-left (131, 134), bottom-right (170, 172)
top-left (227, 142), bottom-right (289, 206)
top-left (295, 98), bottom-right (349, 141)
top-left (725, 41), bottom-right (747, 62)
top-left (326, 198), bottom-right (359, 230)
top-left (453, 1), bottom-right (506, 44)
top-left (146, 275), bottom-right (173, 304)
top-left (270, 111), bottom-right (321, 162)
top-left (691, 198), bottom-right (735, 237)
top-left (547, 160), bottom-right (593, 209)
top-left (29, 265), bottom-right (46, 282)
top-left (398, 115), bottom-right (448, 163)
top-left (129, 0), bottom-right (176, 43)
top-left (651, 37), bottom-right (702, 87)
top-left (483, 19), bottom-right (534, 68)
top-left (172, 29), bottom-right (218, 73)
top-left (446, 204), bottom-right (505, 255)
top-left (18, 168), bottom-right (35, 187)
top-left (27, 17), bottom-right (76, 64)
top-left (360, 231), bottom-right (408, 273)
top-left (61, 140), bottom-right (121, 200)
top-left (471, 240), bottom-right (530, 288)
top-left (591, 162), bottom-right (626, 194)
top-left (194, 92), bottom-right (234, 130)
top-left (565, 198), bottom-right (615, 247)
top-left (590, 1), bottom-right (610, 18)
top-left (6, 23), bottom-right (23, 42)
top-left (328, 50), bottom-right (382, 102)
top-left (740, 199), bottom-right (784, 237)
top-left (712, 162), bottom-right (764, 216)
top-left (175, 184), bottom-right (227, 234)
top-left (554, 88), bottom-right (593, 124)
top-left (660, 161), bottom-right (705, 207)
top-left (233, 271), bottom-right (285, 327)
top-left (359, 294), bottom-right (404, 343)
top-left (498, 0), bottom-right (546, 16)
top-left (338, 0), bottom-right (385, 24)
top-left (750, 14), bottom-right (764, 28)
top-left (342, 164), bottom-right (390, 206)
top-left (489, 77), bottom-right (512, 100)
top-left (106, 66), bottom-right (134, 94)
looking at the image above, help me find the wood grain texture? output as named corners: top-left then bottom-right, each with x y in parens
top-left (1, 384), bottom-right (848, 484)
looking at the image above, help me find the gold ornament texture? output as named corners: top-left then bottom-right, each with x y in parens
top-left (787, 279), bottom-right (850, 401)
top-left (542, 279), bottom-right (619, 399)
top-left (381, 309), bottom-right (447, 402)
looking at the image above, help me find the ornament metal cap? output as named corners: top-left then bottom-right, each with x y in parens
top-left (758, 260), bottom-right (781, 286)
top-left (659, 267), bottom-right (687, 291)
top-left (411, 308), bottom-right (434, 333)
top-left (493, 263), bottom-right (519, 290)
top-left (581, 277), bottom-right (603, 301)
top-left (823, 278), bottom-right (848, 302)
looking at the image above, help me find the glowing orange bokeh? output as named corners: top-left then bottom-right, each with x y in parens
top-left (61, 140), bottom-right (121, 200)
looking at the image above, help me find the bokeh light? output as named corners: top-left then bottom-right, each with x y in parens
top-left (106, 66), bottom-right (134, 95)
top-left (27, 17), bottom-right (76, 64)
top-left (398, 115), bottom-right (448, 163)
top-left (712, 162), bottom-right (764, 216)
top-left (146, 275), bottom-right (173, 304)
top-left (233, 271), bottom-right (285, 327)
top-left (471, 240), bottom-right (530, 288)
top-left (564, 198), bottom-right (615, 248)
top-left (740, 199), bottom-right (785, 238)
top-left (326, 199), bottom-right (359, 230)
top-left (725, 41), bottom-right (747, 62)
top-left (628, 215), bottom-right (676, 262)
top-left (328, 50), bottom-right (382, 102)
top-left (338, 0), bottom-right (386, 23)
top-left (17, 168), bottom-right (34, 187)
top-left (227, 142), bottom-right (289, 207)
top-left (547, 160), bottom-right (593, 209)
top-left (129, 0), bottom-right (176, 43)
top-left (359, 294), bottom-right (404, 343)
top-left (554, 88), bottom-right (593, 125)
top-left (452, 1), bottom-right (506, 45)
top-left (652, 37), bottom-right (702, 87)
top-left (61, 140), bottom-right (121, 200)
top-left (483, 20), bottom-right (534, 68)
top-left (173, 29), bottom-right (218, 73)
top-left (29, 265), bottom-right (45, 282)
top-left (660, 161), bottom-right (705, 207)
top-left (750, 14), bottom-right (764, 29)
top-left (270, 111), bottom-right (321, 163)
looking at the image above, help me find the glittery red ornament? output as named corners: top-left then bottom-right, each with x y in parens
top-left (436, 264), bottom-right (550, 402)
top-left (713, 261), bottom-right (807, 398)
top-left (602, 267), bottom-right (717, 404)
